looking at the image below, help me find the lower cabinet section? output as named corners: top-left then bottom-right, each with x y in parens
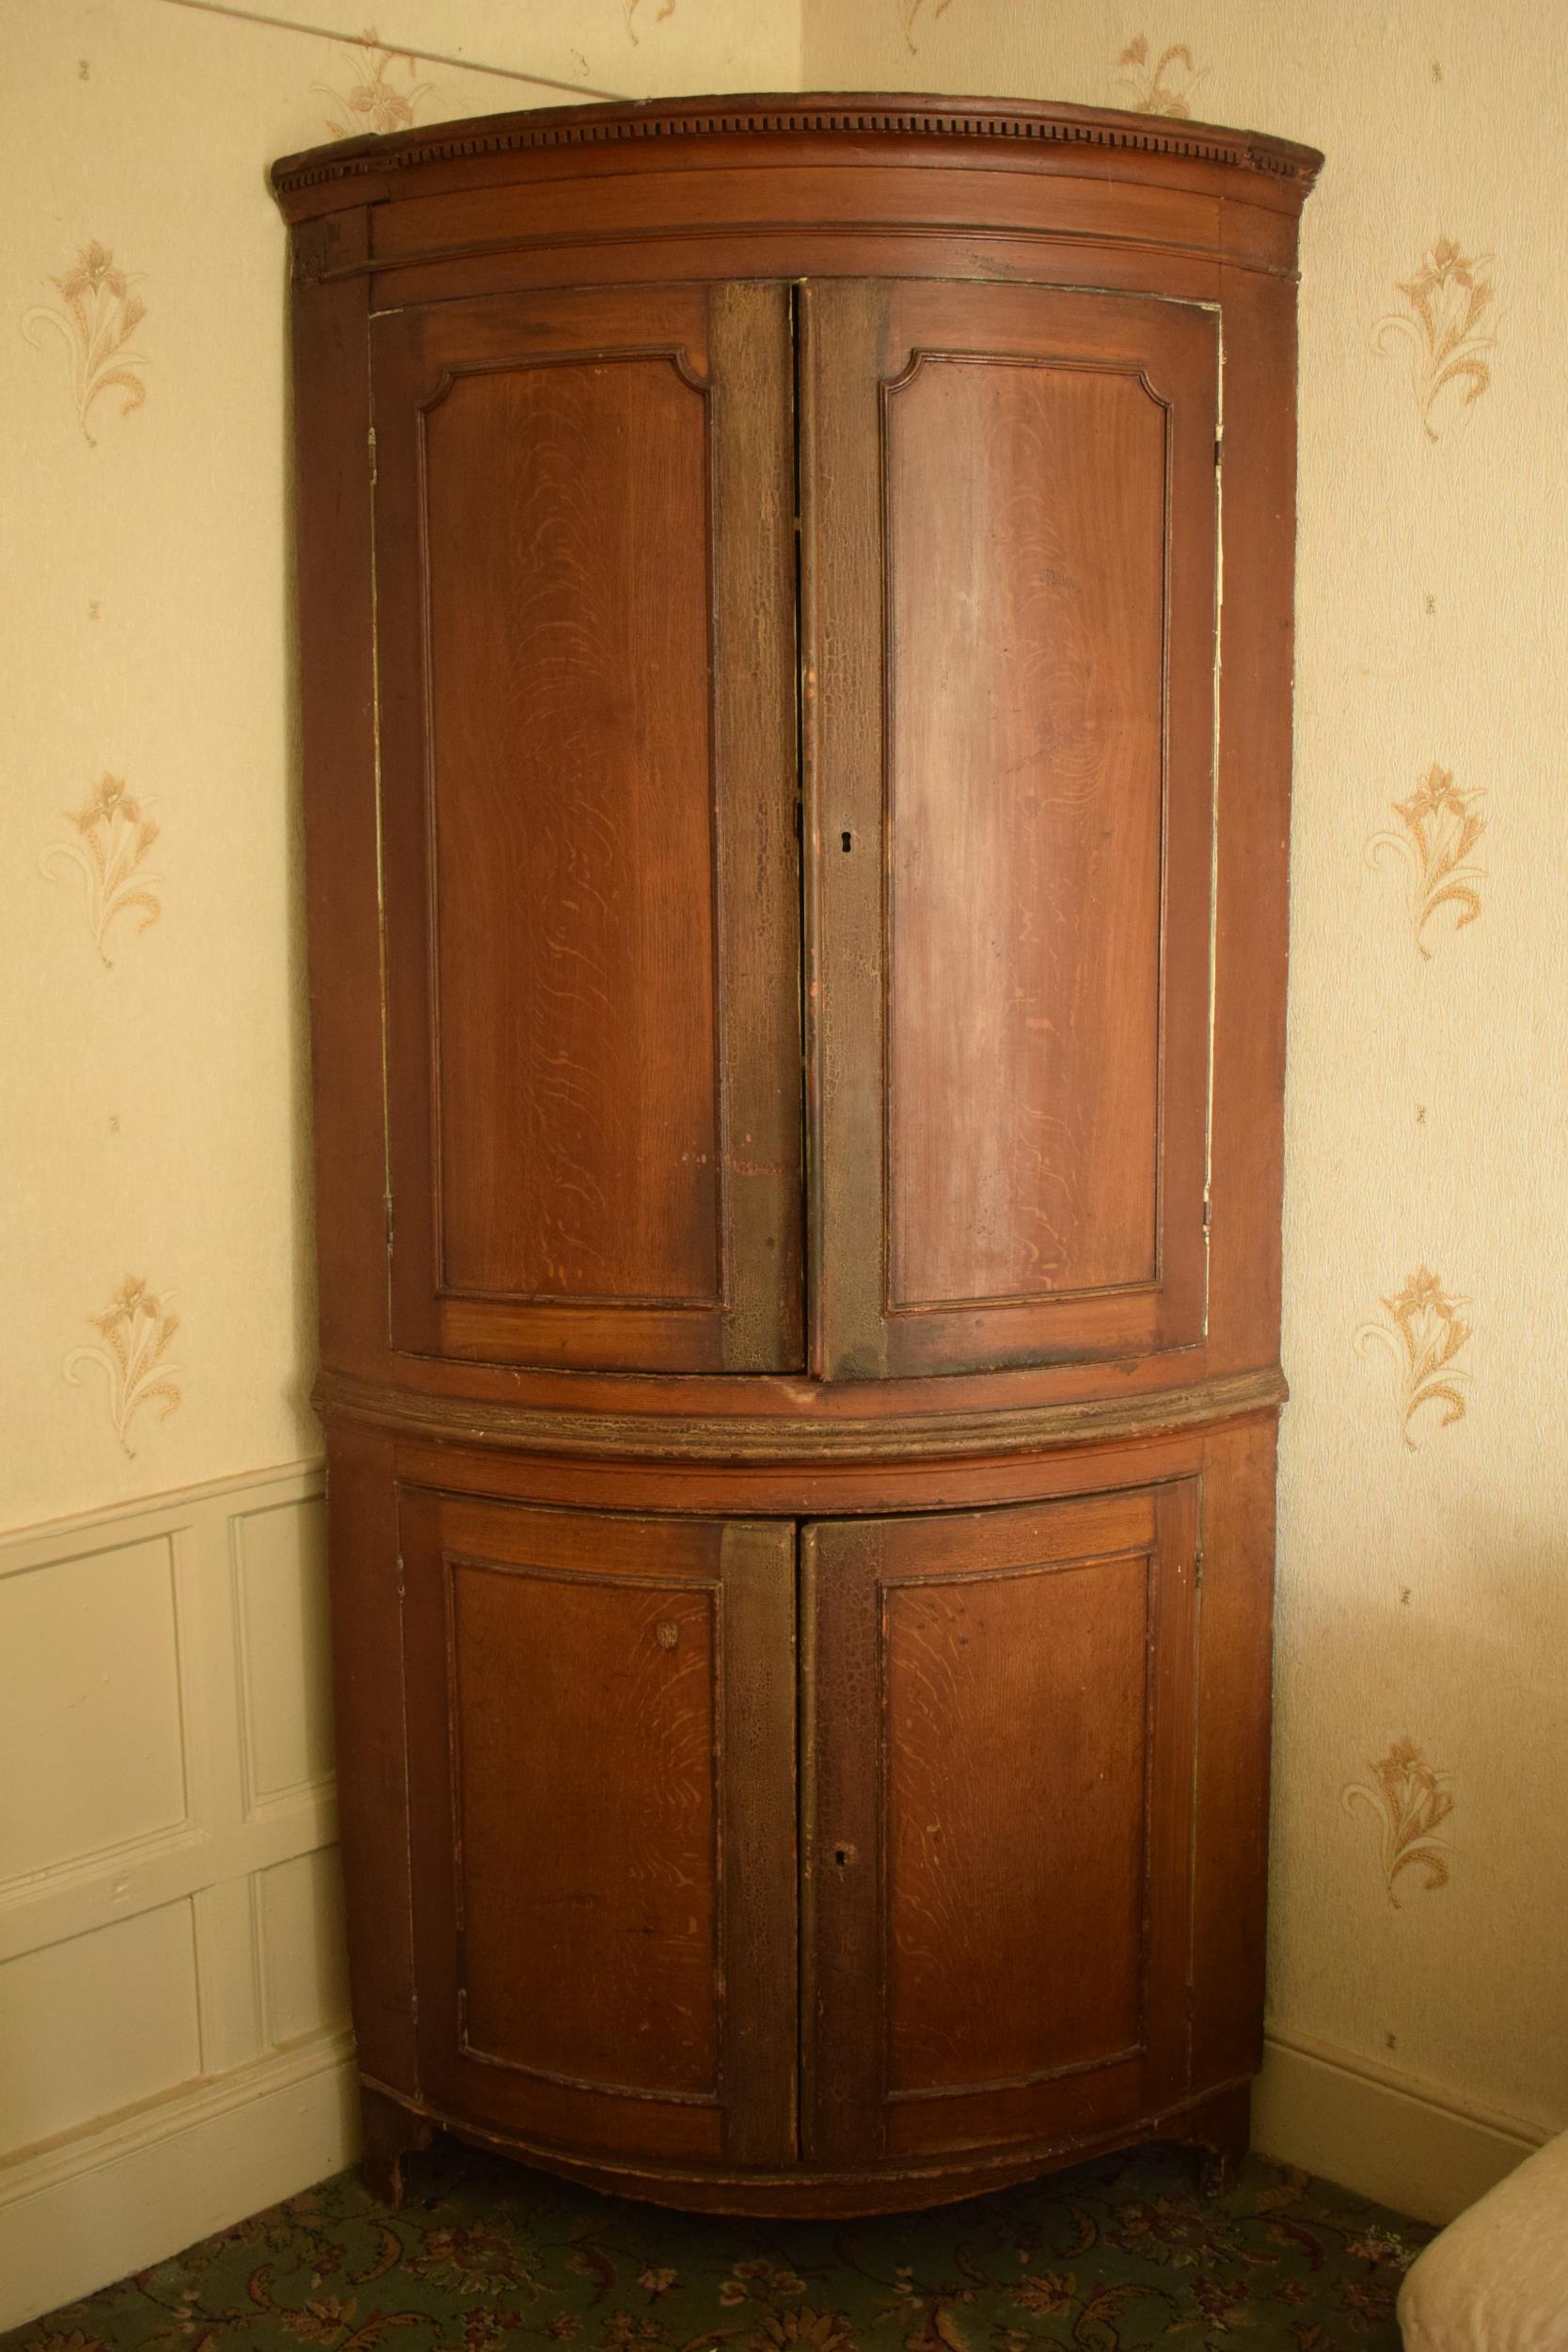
top-left (356, 1432), bottom-right (1274, 2215)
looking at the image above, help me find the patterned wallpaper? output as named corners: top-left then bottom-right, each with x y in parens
top-left (6, 0), bottom-right (1563, 2191)
top-left (804, 0), bottom-right (1568, 2154)
top-left (1, 0), bottom-right (796, 1521)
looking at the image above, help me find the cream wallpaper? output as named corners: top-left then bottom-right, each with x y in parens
top-left (804, 0), bottom-right (1568, 2159)
top-left (1, 0), bottom-right (798, 1528)
top-left (4, 0), bottom-right (1563, 2256)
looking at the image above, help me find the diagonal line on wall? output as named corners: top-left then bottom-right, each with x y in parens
top-left (151, 0), bottom-right (629, 101)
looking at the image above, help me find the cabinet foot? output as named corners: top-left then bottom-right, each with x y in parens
top-left (1180, 2083), bottom-right (1251, 2197)
top-left (359, 2086), bottom-right (433, 2208)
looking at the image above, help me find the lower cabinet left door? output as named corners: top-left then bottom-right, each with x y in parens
top-left (397, 1490), bottom-right (799, 2174)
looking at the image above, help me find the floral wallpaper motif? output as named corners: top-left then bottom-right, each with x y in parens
top-left (1116, 36), bottom-right (1206, 117)
top-left (1354, 1268), bottom-right (1472, 1449)
top-left (40, 774), bottom-right (161, 964)
top-left (898, 0), bottom-right (954, 55)
top-left (64, 1277), bottom-right (182, 1456)
top-left (1343, 1740), bottom-right (1454, 1906)
top-left (1366, 765), bottom-right (1485, 959)
top-left (22, 243), bottom-right (147, 445)
top-left (625, 0), bottom-right (676, 41)
top-left (313, 31), bottom-right (434, 136)
top-left (1376, 238), bottom-right (1497, 441)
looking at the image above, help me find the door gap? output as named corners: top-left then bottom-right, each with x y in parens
top-left (789, 280), bottom-right (816, 1378)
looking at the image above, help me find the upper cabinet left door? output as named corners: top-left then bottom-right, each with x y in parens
top-left (372, 284), bottom-right (803, 1373)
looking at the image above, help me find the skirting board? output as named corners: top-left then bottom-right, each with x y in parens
top-left (1254, 2030), bottom-right (1551, 2227)
top-left (1, 2021), bottom-right (1550, 2326)
top-left (0, 2030), bottom-right (359, 2335)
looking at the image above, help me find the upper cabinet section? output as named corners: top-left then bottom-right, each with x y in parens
top-left (372, 282), bottom-right (802, 1373)
top-left (278, 96), bottom-right (1319, 1394)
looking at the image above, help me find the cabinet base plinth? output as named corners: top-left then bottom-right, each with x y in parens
top-left (356, 2080), bottom-right (1253, 2219)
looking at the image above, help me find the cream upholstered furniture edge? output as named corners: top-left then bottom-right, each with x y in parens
top-left (1398, 2128), bottom-right (1568, 2352)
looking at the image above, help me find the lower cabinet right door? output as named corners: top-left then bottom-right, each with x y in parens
top-left (801, 1483), bottom-right (1200, 2169)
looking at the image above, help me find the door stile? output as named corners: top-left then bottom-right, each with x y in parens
top-left (799, 282), bottom-right (894, 1380)
top-left (799, 1518), bottom-right (887, 2163)
top-left (1141, 1477), bottom-right (1201, 2110)
top-left (709, 284), bottom-right (807, 1372)
top-left (717, 1518), bottom-right (800, 2164)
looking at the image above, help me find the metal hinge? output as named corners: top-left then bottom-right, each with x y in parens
top-left (1202, 1187), bottom-right (1212, 1233)
top-left (1214, 434), bottom-right (1223, 469)
top-left (395, 1552), bottom-right (405, 1599)
top-left (368, 424), bottom-right (377, 485)
top-left (1194, 1546), bottom-right (1205, 1591)
top-left (384, 1192), bottom-right (395, 1254)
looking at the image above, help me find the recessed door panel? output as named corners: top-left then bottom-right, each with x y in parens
top-left (401, 1492), bottom-right (796, 2168)
top-left (373, 284), bottom-right (802, 1372)
top-left (887, 356), bottom-right (1164, 1309)
top-left (802, 1484), bottom-right (1198, 2167)
top-left (424, 354), bottom-right (720, 1311)
top-left (884, 1548), bottom-right (1148, 2090)
top-left (802, 280), bottom-right (1218, 1377)
top-left (449, 1561), bottom-right (720, 2095)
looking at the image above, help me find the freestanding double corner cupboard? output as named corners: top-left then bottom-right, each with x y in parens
top-left (272, 92), bottom-right (1321, 2217)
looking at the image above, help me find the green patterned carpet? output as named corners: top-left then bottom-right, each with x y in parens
top-left (3, 2140), bottom-right (1431, 2352)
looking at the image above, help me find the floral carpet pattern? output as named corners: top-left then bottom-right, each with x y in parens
top-left (3, 2141), bottom-right (1430, 2352)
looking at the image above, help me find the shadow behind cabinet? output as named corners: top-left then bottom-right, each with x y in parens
top-left (272, 95), bottom-right (1320, 2217)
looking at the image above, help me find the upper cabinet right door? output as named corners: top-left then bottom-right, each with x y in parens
top-left (803, 280), bottom-right (1220, 1381)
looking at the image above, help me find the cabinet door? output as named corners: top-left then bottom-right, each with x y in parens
top-left (800, 1485), bottom-right (1198, 2168)
top-left (399, 1492), bottom-right (797, 2169)
top-left (801, 281), bottom-right (1219, 1377)
top-left (372, 284), bottom-right (802, 1372)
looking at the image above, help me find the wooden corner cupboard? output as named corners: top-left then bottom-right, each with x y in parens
top-left (272, 91), bottom-right (1321, 2217)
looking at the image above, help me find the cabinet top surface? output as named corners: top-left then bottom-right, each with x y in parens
top-left (271, 87), bottom-right (1323, 220)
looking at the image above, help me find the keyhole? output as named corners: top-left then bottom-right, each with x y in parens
top-left (832, 1843), bottom-right (855, 1868)
top-left (841, 830), bottom-right (852, 852)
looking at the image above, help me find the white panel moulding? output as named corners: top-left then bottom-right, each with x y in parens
top-left (0, 1459), bottom-right (356, 2334)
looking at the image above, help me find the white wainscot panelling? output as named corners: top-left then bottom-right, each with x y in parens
top-left (0, 1534), bottom-right (187, 1883)
top-left (234, 1494), bottom-right (335, 1809)
top-left (259, 1848), bottom-right (351, 2048)
top-left (0, 1899), bottom-right (202, 2147)
top-left (0, 1460), bottom-right (357, 2335)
